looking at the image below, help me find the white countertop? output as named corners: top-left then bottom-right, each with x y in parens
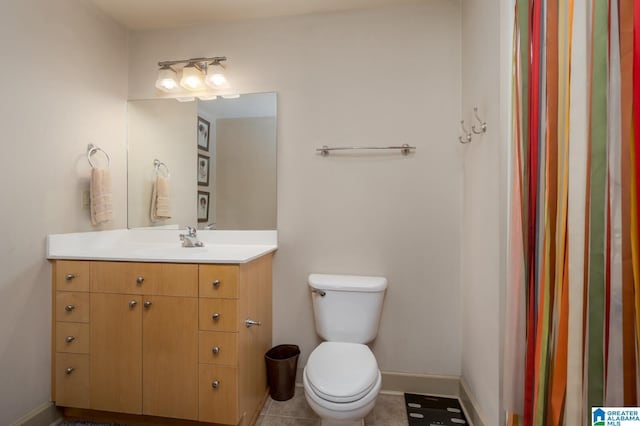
top-left (47, 229), bottom-right (277, 264)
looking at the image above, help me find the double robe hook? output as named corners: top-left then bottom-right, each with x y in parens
top-left (458, 106), bottom-right (487, 144)
top-left (471, 107), bottom-right (487, 134)
top-left (459, 121), bottom-right (472, 144)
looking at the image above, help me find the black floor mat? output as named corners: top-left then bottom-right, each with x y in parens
top-left (404, 393), bottom-right (469, 425)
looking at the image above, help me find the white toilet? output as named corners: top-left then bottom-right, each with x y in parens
top-left (303, 273), bottom-right (387, 426)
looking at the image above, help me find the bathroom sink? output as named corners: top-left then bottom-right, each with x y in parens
top-left (128, 243), bottom-right (274, 263)
top-left (47, 229), bottom-right (278, 264)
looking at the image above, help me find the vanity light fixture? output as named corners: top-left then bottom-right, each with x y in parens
top-left (180, 63), bottom-right (205, 90)
top-left (155, 56), bottom-right (229, 96)
top-left (205, 61), bottom-right (228, 88)
top-left (155, 65), bottom-right (179, 91)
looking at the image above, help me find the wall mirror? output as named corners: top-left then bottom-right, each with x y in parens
top-left (127, 92), bottom-right (277, 230)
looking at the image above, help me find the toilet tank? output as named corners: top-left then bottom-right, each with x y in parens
top-left (308, 273), bottom-right (387, 344)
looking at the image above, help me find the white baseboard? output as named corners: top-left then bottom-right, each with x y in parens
top-left (9, 402), bottom-right (61, 426)
top-left (296, 367), bottom-right (486, 426)
top-left (459, 378), bottom-right (487, 426)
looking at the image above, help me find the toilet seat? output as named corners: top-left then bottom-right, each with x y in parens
top-left (305, 342), bottom-right (379, 403)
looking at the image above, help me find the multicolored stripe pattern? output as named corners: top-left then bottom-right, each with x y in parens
top-left (506, 0), bottom-right (640, 424)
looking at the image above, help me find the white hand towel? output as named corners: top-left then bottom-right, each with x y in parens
top-left (150, 175), bottom-right (171, 222)
top-left (90, 167), bottom-right (113, 226)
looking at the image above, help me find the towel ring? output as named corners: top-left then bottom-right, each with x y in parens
top-left (87, 144), bottom-right (111, 168)
top-left (154, 159), bottom-right (170, 177)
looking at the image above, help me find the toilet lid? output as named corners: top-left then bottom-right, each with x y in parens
top-left (306, 342), bottom-right (379, 403)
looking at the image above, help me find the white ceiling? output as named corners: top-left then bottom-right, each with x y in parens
top-left (90, 0), bottom-right (425, 31)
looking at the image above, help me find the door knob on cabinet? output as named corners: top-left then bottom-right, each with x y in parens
top-left (212, 279), bottom-right (221, 288)
top-left (136, 276), bottom-right (145, 284)
top-left (144, 301), bottom-right (152, 308)
top-left (65, 367), bottom-right (74, 375)
top-left (245, 319), bottom-right (262, 328)
top-left (129, 300), bottom-right (138, 308)
top-left (65, 336), bottom-right (75, 343)
top-left (64, 304), bottom-right (75, 312)
top-left (212, 313), bottom-right (220, 320)
top-left (212, 346), bottom-right (220, 355)
top-left (65, 274), bottom-right (76, 281)
top-left (212, 380), bottom-right (220, 389)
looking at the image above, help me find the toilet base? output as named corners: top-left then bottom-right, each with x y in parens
top-left (320, 419), bottom-right (364, 426)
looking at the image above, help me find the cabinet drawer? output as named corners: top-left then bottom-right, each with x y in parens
top-left (199, 299), bottom-right (238, 332)
top-left (199, 264), bottom-right (239, 299)
top-left (91, 262), bottom-right (197, 296)
top-left (199, 331), bottom-right (238, 366)
top-left (91, 262), bottom-right (158, 295)
top-left (55, 292), bottom-right (90, 323)
top-left (55, 261), bottom-right (90, 292)
top-left (56, 323), bottom-right (90, 354)
top-left (55, 353), bottom-right (90, 408)
top-left (198, 364), bottom-right (239, 425)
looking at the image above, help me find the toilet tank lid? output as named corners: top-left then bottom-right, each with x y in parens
top-left (308, 273), bottom-right (387, 292)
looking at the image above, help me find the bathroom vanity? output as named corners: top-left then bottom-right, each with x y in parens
top-left (48, 229), bottom-right (276, 425)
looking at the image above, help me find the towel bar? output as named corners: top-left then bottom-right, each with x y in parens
top-left (316, 144), bottom-right (415, 156)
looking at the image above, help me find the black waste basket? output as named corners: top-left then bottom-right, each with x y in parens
top-left (265, 344), bottom-right (300, 401)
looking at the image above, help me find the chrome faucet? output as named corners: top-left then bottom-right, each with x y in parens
top-left (180, 226), bottom-right (204, 247)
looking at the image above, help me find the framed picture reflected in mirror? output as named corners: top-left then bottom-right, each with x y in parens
top-left (197, 191), bottom-right (210, 222)
top-left (197, 116), bottom-right (210, 150)
top-left (198, 153), bottom-right (210, 186)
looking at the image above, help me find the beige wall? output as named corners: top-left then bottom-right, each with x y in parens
top-left (127, 99), bottom-right (197, 228)
top-left (215, 117), bottom-right (277, 229)
top-left (0, 0), bottom-right (128, 423)
top-left (129, 1), bottom-right (463, 375)
top-left (460, 0), bottom-right (511, 424)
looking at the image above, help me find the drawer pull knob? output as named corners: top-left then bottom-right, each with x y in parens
top-left (65, 336), bottom-right (75, 343)
top-left (136, 276), bottom-right (145, 284)
top-left (245, 319), bottom-right (262, 328)
top-left (65, 367), bottom-right (74, 375)
top-left (212, 279), bottom-right (221, 288)
top-left (144, 301), bottom-right (152, 308)
top-left (212, 346), bottom-right (220, 355)
top-left (212, 313), bottom-right (220, 320)
top-left (212, 380), bottom-right (220, 389)
top-left (129, 300), bottom-right (138, 308)
top-left (64, 305), bottom-right (75, 312)
top-left (65, 274), bottom-right (76, 281)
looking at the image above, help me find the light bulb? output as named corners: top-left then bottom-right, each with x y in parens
top-left (180, 64), bottom-right (204, 91)
top-left (155, 66), bottom-right (178, 92)
top-left (205, 63), bottom-right (228, 88)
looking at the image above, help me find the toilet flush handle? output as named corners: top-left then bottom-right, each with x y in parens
top-left (311, 289), bottom-right (326, 297)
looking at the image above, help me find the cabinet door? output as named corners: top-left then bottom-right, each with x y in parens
top-left (142, 296), bottom-right (198, 420)
top-left (90, 293), bottom-right (142, 414)
top-left (244, 255), bottom-right (273, 413)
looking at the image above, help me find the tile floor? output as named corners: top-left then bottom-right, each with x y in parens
top-left (256, 386), bottom-right (409, 426)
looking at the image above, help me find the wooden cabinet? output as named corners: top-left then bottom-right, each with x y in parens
top-left (51, 254), bottom-right (273, 425)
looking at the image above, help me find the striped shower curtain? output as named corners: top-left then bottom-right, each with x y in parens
top-left (505, 0), bottom-right (640, 424)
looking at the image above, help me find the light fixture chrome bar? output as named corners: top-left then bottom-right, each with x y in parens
top-left (158, 56), bottom-right (227, 68)
top-left (317, 144), bottom-right (416, 156)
